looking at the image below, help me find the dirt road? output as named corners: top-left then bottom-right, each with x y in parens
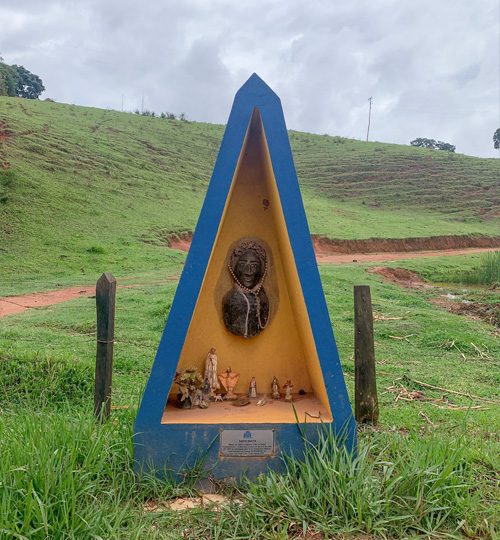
top-left (315, 246), bottom-right (499, 264)
top-left (1, 245), bottom-right (497, 318)
top-left (0, 286), bottom-right (95, 318)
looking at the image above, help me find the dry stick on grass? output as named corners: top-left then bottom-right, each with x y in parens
top-left (373, 312), bottom-right (403, 321)
top-left (470, 342), bottom-right (492, 359)
top-left (430, 403), bottom-right (489, 411)
top-left (388, 334), bottom-right (415, 343)
top-left (419, 411), bottom-right (436, 427)
top-left (398, 377), bottom-right (500, 405)
top-left (387, 384), bottom-right (490, 410)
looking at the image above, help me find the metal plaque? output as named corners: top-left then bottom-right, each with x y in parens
top-left (220, 429), bottom-right (274, 457)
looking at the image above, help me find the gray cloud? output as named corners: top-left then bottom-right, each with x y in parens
top-left (0, 0), bottom-right (498, 157)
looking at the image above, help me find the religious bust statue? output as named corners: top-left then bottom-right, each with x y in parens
top-left (222, 239), bottom-right (270, 338)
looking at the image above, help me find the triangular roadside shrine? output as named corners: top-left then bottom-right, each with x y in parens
top-left (134, 74), bottom-right (356, 479)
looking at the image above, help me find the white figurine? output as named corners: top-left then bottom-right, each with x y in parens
top-left (271, 376), bottom-right (281, 399)
top-left (204, 347), bottom-right (220, 397)
top-left (283, 380), bottom-right (293, 401)
top-left (249, 376), bottom-right (257, 398)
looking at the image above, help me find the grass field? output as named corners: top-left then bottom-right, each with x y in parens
top-left (0, 254), bottom-right (498, 538)
top-left (1, 97), bottom-right (499, 538)
top-left (1, 97), bottom-right (499, 296)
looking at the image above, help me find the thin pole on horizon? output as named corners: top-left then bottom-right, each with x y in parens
top-left (141, 94), bottom-right (144, 114)
top-left (366, 96), bottom-right (373, 142)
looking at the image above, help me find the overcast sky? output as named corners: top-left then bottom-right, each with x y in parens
top-left (1, 0), bottom-right (498, 157)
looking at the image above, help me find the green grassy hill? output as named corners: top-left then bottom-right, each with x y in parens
top-left (0, 97), bottom-right (498, 294)
top-left (1, 97), bottom-right (499, 538)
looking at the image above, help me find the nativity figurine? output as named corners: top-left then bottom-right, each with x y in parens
top-left (218, 367), bottom-right (239, 400)
top-left (283, 379), bottom-right (293, 401)
top-left (174, 368), bottom-right (207, 409)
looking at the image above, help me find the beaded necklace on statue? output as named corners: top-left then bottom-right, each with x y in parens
top-left (227, 259), bottom-right (269, 335)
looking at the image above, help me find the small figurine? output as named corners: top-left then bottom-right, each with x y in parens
top-left (175, 373), bottom-right (191, 409)
top-left (248, 376), bottom-right (257, 398)
top-left (214, 393), bottom-right (224, 403)
top-left (204, 347), bottom-right (220, 397)
top-left (174, 368), bottom-right (203, 409)
top-left (256, 397), bottom-right (267, 406)
top-left (271, 376), bottom-right (281, 399)
top-left (218, 367), bottom-right (239, 400)
top-left (192, 388), bottom-right (202, 407)
top-left (199, 391), bottom-right (209, 409)
top-left (200, 378), bottom-right (211, 409)
top-left (283, 379), bottom-right (293, 401)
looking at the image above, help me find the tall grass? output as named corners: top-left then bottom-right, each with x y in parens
top-left (0, 412), bottom-right (496, 539)
top-left (452, 251), bottom-right (500, 285)
top-left (0, 409), bottom-right (135, 539)
top-left (0, 351), bottom-right (93, 407)
top-left (233, 428), bottom-right (492, 538)
top-left (0, 408), bottom-right (207, 539)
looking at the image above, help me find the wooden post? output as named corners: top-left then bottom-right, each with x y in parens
top-left (354, 285), bottom-right (379, 424)
top-left (94, 272), bottom-right (116, 420)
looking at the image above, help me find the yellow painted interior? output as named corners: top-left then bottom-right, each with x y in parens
top-left (164, 109), bottom-right (332, 423)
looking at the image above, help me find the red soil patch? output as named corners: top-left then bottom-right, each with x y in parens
top-left (431, 296), bottom-right (500, 328)
top-left (316, 247), bottom-right (499, 265)
top-left (0, 286), bottom-right (95, 317)
top-left (0, 276), bottom-right (181, 318)
top-left (0, 121), bottom-right (13, 142)
top-left (312, 233), bottom-right (500, 254)
top-left (169, 232), bottom-right (500, 256)
top-left (169, 231), bottom-right (192, 252)
top-left (168, 231), bottom-right (499, 265)
top-left (1, 232), bottom-right (498, 318)
top-left (371, 267), bottom-right (499, 328)
top-left (368, 267), bottom-right (430, 289)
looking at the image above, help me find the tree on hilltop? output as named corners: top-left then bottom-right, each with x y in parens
top-left (435, 141), bottom-right (455, 152)
top-left (410, 137), bottom-right (436, 149)
top-left (410, 137), bottom-right (455, 152)
top-left (12, 65), bottom-right (45, 99)
top-left (494, 128), bottom-right (500, 150)
top-left (0, 56), bottom-right (17, 97)
top-left (0, 57), bottom-right (45, 99)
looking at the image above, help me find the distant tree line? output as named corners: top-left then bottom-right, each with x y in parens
top-left (134, 109), bottom-right (189, 121)
top-left (410, 138), bottom-right (455, 152)
top-left (0, 57), bottom-right (45, 99)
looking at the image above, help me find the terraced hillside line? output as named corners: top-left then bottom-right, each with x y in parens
top-left (166, 231), bottom-right (500, 255)
top-left (1, 246), bottom-right (498, 318)
top-left (290, 132), bottom-right (500, 218)
top-left (1, 97), bottom-right (499, 298)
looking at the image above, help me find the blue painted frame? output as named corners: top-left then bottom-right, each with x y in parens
top-left (134, 74), bottom-right (356, 478)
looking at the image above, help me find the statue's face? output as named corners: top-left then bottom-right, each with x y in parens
top-left (235, 250), bottom-right (262, 288)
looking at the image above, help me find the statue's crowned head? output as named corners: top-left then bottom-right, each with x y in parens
top-left (229, 240), bottom-right (267, 290)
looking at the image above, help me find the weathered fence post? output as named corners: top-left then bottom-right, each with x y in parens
top-left (94, 272), bottom-right (116, 420)
top-left (354, 285), bottom-right (379, 424)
